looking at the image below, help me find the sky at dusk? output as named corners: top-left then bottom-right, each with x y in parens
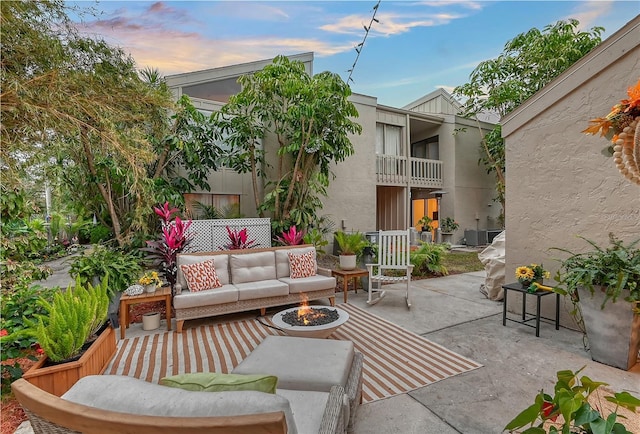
top-left (69, 1), bottom-right (640, 107)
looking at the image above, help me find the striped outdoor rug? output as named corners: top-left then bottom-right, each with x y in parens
top-left (105, 304), bottom-right (482, 402)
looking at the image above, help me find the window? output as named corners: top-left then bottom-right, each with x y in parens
top-left (376, 124), bottom-right (403, 156)
top-left (184, 194), bottom-right (240, 219)
top-left (182, 77), bottom-right (242, 103)
top-left (411, 136), bottom-right (439, 160)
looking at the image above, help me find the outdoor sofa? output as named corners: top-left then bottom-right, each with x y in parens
top-left (12, 335), bottom-right (364, 434)
top-left (174, 245), bottom-right (337, 332)
top-left (12, 375), bottom-right (346, 434)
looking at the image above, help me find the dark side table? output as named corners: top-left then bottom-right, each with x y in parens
top-left (502, 282), bottom-right (560, 337)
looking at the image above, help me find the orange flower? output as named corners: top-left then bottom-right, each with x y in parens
top-left (583, 78), bottom-right (640, 139)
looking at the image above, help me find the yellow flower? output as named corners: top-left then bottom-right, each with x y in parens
top-left (139, 271), bottom-right (162, 286)
top-left (515, 266), bottom-right (534, 280)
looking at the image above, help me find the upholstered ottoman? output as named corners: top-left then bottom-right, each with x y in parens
top-left (232, 335), bottom-right (363, 433)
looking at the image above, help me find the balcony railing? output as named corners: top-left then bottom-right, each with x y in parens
top-left (376, 155), bottom-right (443, 187)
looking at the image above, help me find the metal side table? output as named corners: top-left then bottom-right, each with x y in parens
top-left (502, 282), bottom-right (560, 337)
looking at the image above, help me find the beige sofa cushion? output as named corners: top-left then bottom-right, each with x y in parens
top-left (277, 389), bottom-right (332, 434)
top-left (233, 336), bottom-right (355, 393)
top-left (235, 280), bottom-right (289, 301)
top-left (177, 254), bottom-right (230, 287)
top-left (279, 275), bottom-right (337, 294)
top-left (62, 375), bottom-right (298, 434)
top-left (231, 251), bottom-right (277, 284)
top-left (173, 284), bottom-right (238, 309)
top-left (275, 247), bottom-right (316, 278)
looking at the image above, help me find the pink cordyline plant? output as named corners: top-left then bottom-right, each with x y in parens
top-left (220, 226), bottom-right (257, 250)
top-left (274, 225), bottom-right (305, 246)
top-left (143, 202), bottom-right (194, 288)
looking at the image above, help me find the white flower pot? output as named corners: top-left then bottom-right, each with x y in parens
top-left (142, 312), bottom-right (160, 331)
top-left (145, 284), bottom-right (156, 293)
top-left (339, 255), bottom-right (357, 270)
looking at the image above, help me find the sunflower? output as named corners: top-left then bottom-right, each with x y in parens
top-left (515, 266), bottom-right (534, 280)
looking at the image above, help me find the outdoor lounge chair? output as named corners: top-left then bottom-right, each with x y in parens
top-left (366, 229), bottom-right (413, 307)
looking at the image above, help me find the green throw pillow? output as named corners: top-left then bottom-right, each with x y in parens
top-left (160, 372), bottom-right (278, 394)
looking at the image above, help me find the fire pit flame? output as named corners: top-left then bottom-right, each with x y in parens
top-left (297, 300), bottom-right (327, 325)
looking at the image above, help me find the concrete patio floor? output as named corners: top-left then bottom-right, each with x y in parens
top-left (23, 267), bottom-right (640, 434)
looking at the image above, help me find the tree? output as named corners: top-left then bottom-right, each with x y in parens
top-left (453, 19), bottom-right (603, 216)
top-left (1, 2), bottom-right (223, 246)
top-left (214, 55), bottom-right (362, 232)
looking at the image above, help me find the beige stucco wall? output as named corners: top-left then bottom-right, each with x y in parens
top-left (502, 16), bottom-right (640, 328)
top-left (322, 93), bottom-right (378, 236)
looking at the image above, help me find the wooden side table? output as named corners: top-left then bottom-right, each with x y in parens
top-left (502, 282), bottom-right (560, 337)
top-left (331, 268), bottom-right (369, 303)
top-left (119, 286), bottom-right (172, 339)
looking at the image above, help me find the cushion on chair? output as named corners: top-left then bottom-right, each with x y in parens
top-left (287, 251), bottom-right (316, 278)
top-left (160, 372), bottom-right (278, 394)
top-left (180, 259), bottom-right (222, 292)
top-left (62, 375), bottom-right (298, 434)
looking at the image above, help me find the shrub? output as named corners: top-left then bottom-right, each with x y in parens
top-left (504, 366), bottom-right (640, 434)
top-left (303, 228), bottom-right (329, 254)
top-left (25, 277), bottom-right (110, 362)
top-left (411, 242), bottom-right (449, 276)
top-left (90, 224), bottom-right (112, 244)
top-left (1, 283), bottom-right (55, 394)
top-left (70, 245), bottom-right (142, 295)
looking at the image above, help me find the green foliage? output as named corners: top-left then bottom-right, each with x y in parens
top-left (192, 202), bottom-right (242, 219)
top-left (1, 285), bottom-right (55, 354)
top-left (89, 224), bottom-right (112, 244)
top-left (25, 277), bottom-right (110, 362)
top-left (417, 215), bottom-right (433, 232)
top-left (334, 231), bottom-right (368, 256)
top-left (504, 366), bottom-right (640, 434)
top-left (1, 1), bottom-right (202, 247)
top-left (69, 245), bottom-right (143, 295)
top-left (551, 234), bottom-right (640, 309)
top-left (440, 217), bottom-right (459, 233)
top-left (303, 228), bottom-right (329, 254)
top-left (0, 186), bottom-right (52, 289)
top-left (215, 55), bottom-right (362, 228)
top-left (411, 243), bottom-right (449, 276)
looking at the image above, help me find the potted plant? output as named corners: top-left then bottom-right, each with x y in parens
top-left (515, 263), bottom-right (551, 292)
top-left (504, 366), bottom-right (640, 433)
top-left (440, 217), bottom-right (459, 234)
top-left (552, 234), bottom-right (640, 370)
top-left (334, 231), bottom-right (368, 270)
top-left (139, 270), bottom-right (162, 293)
top-left (22, 277), bottom-right (117, 396)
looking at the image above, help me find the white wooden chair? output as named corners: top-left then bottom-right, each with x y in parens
top-left (366, 229), bottom-right (414, 307)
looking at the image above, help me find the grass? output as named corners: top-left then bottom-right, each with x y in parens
top-left (441, 250), bottom-right (484, 275)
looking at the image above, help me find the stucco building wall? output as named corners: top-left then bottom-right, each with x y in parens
top-left (323, 93), bottom-right (378, 234)
top-left (502, 16), bottom-right (640, 328)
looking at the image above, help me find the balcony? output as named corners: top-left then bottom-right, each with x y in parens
top-left (375, 155), bottom-right (443, 188)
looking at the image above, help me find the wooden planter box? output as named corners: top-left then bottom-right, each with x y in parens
top-left (22, 325), bottom-right (117, 396)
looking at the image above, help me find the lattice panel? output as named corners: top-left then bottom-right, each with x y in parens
top-left (184, 218), bottom-right (272, 252)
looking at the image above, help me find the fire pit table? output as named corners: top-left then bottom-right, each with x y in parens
top-left (271, 305), bottom-right (349, 339)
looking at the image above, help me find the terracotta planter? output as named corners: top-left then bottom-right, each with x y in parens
top-left (579, 287), bottom-right (640, 370)
top-left (22, 325), bottom-right (117, 396)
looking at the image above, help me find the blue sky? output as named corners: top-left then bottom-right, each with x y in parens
top-left (70, 1), bottom-right (639, 107)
